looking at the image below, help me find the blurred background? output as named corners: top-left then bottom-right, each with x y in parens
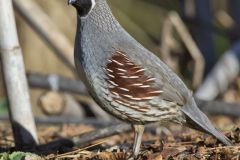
top-left (0, 0), bottom-right (240, 119)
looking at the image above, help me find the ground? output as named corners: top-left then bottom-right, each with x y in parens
top-left (0, 116), bottom-right (240, 160)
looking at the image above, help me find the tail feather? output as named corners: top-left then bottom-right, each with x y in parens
top-left (181, 97), bottom-right (232, 146)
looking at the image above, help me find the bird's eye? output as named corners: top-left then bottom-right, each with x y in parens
top-left (71, 0), bottom-right (95, 17)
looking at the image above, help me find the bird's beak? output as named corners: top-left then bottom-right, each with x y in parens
top-left (68, 0), bottom-right (76, 5)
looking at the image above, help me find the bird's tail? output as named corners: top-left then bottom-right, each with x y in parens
top-left (181, 97), bottom-right (232, 146)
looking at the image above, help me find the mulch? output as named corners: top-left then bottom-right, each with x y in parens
top-left (0, 116), bottom-right (239, 160)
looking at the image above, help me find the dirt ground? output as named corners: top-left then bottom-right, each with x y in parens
top-left (0, 115), bottom-right (240, 160)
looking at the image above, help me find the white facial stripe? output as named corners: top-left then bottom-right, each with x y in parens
top-left (91, 0), bottom-right (96, 11)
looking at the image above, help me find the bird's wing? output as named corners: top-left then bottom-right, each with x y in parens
top-left (102, 49), bottom-right (186, 122)
top-left (103, 47), bottom-right (232, 145)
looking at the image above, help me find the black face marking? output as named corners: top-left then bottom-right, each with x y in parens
top-left (71, 0), bottom-right (94, 17)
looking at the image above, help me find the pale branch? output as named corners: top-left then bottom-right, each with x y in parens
top-left (196, 99), bottom-right (240, 117)
top-left (0, 115), bottom-right (118, 127)
top-left (27, 73), bottom-right (87, 95)
top-left (0, 0), bottom-right (38, 147)
top-left (71, 123), bottom-right (132, 147)
top-left (168, 12), bottom-right (205, 88)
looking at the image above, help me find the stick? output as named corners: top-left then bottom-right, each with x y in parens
top-left (0, 115), bottom-right (118, 127)
top-left (196, 99), bottom-right (240, 117)
top-left (0, 0), bottom-right (38, 147)
top-left (71, 123), bottom-right (131, 147)
top-left (27, 73), bottom-right (87, 95)
top-left (168, 11), bottom-right (205, 89)
top-left (13, 0), bottom-right (75, 72)
top-left (160, 16), bottom-right (175, 69)
top-left (216, 10), bottom-right (235, 29)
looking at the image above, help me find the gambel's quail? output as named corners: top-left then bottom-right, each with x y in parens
top-left (69, 0), bottom-right (232, 158)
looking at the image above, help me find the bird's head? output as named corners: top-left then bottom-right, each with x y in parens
top-left (68, 0), bottom-right (96, 17)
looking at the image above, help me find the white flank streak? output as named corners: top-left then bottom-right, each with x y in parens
top-left (135, 69), bottom-right (145, 73)
top-left (115, 100), bottom-right (130, 106)
top-left (119, 87), bottom-right (129, 91)
top-left (112, 60), bottom-right (124, 66)
top-left (112, 92), bottom-right (119, 96)
top-left (120, 76), bottom-right (128, 79)
top-left (130, 105), bottom-right (140, 109)
top-left (126, 63), bottom-right (134, 65)
top-left (129, 76), bottom-right (139, 79)
top-left (122, 94), bottom-right (133, 98)
top-left (116, 50), bottom-right (123, 54)
top-left (115, 100), bottom-right (124, 104)
top-left (108, 74), bottom-right (115, 78)
top-left (121, 76), bottom-right (139, 79)
top-left (108, 80), bottom-right (118, 86)
top-left (117, 68), bottom-right (127, 72)
top-left (139, 85), bottom-right (151, 88)
top-left (108, 60), bottom-right (112, 63)
top-left (131, 83), bottom-right (143, 86)
top-left (133, 66), bottom-right (141, 69)
top-left (150, 90), bottom-right (163, 94)
top-left (117, 51), bottom-right (127, 57)
top-left (146, 78), bottom-right (156, 82)
top-left (142, 97), bottom-right (154, 100)
top-left (130, 97), bottom-right (142, 101)
top-left (106, 68), bottom-right (113, 73)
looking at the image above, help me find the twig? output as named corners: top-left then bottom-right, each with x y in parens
top-left (160, 16), bottom-right (175, 70)
top-left (0, 0), bottom-right (38, 147)
top-left (0, 115), bottom-right (118, 127)
top-left (196, 99), bottom-right (240, 117)
top-left (13, 0), bottom-right (75, 72)
top-left (216, 10), bottom-right (235, 29)
top-left (163, 11), bottom-right (205, 89)
top-left (27, 73), bottom-right (87, 95)
top-left (71, 123), bottom-right (132, 147)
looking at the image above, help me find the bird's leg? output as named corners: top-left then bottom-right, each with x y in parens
top-left (132, 124), bottom-right (145, 159)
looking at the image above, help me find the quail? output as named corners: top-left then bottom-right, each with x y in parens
top-left (69, 0), bottom-right (232, 158)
